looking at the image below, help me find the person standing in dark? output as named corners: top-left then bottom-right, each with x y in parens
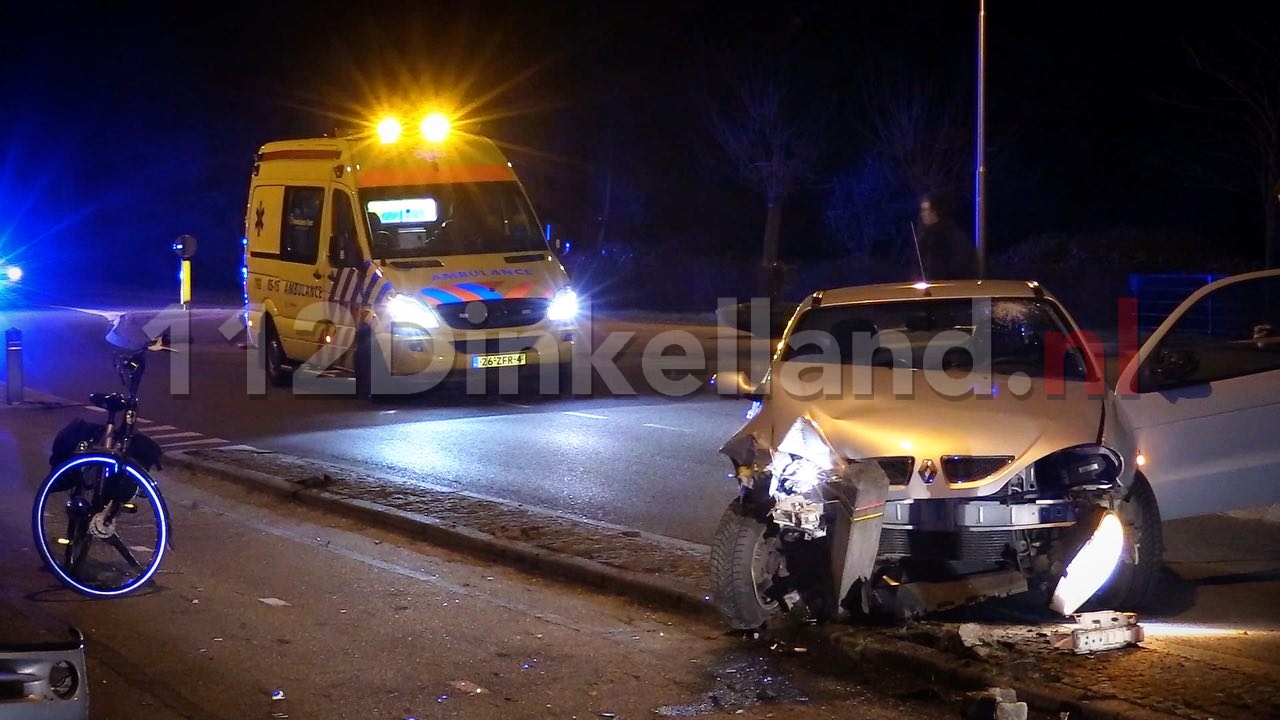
top-left (916, 193), bottom-right (976, 280)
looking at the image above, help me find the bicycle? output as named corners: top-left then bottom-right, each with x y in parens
top-left (32, 314), bottom-right (173, 597)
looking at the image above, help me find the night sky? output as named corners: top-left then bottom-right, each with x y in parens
top-left (3, 1), bottom-right (1277, 299)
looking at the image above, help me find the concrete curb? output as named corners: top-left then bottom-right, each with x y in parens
top-left (163, 450), bottom-right (720, 623)
top-left (165, 449), bottom-right (1179, 720)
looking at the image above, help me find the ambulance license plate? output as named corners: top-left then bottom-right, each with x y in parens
top-left (472, 352), bottom-right (527, 369)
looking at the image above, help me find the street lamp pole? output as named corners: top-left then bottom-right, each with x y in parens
top-left (975, 0), bottom-right (987, 279)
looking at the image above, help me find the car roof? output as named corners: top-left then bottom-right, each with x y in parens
top-left (812, 279), bottom-right (1053, 306)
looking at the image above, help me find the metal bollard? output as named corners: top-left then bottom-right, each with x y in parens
top-left (5, 327), bottom-right (22, 405)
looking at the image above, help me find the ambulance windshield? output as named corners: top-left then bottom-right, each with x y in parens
top-left (361, 181), bottom-right (547, 259)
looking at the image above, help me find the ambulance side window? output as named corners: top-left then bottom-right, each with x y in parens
top-left (280, 186), bottom-right (324, 264)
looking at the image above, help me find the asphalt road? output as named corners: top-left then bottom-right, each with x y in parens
top-left (0, 401), bottom-right (982, 720)
top-left (0, 302), bottom-right (765, 545)
top-left (4, 299), bottom-right (1280, 688)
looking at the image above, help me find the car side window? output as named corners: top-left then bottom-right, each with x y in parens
top-left (1142, 274), bottom-right (1280, 390)
top-left (281, 186), bottom-right (324, 264)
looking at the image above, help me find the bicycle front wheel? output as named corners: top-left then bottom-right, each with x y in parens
top-left (33, 453), bottom-right (170, 597)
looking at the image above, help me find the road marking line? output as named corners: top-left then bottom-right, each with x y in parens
top-left (216, 444), bottom-right (265, 452)
top-left (562, 411), bottom-right (608, 419)
top-left (84, 405), bottom-right (106, 413)
top-left (136, 418), bottom-right (154, 424)
top-left (643, 423), bottom-right (690, 432)
top-left (57, 306), bottom-right (124, 322)
top-left (159, 438), bottom-right (229, 448)
top-left (500, 401), bottom-right (532, 409)
top-left (149, 431), bottom-right (201, 440)
top-left (143, 425), bottom-right (177, 433)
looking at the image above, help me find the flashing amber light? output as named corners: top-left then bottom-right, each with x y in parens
top-left (420, 113), bottom-right (450, 143)
top-left (1136, 453), bottom-right (1146, 467)
top-left (376, 117), bottom-right (403, 144)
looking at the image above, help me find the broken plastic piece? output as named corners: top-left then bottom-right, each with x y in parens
top-left (1049, 611), bottom-right (1143, 654)
top-left (259, 597), bottom-right (292, 608)
top-left (450, 680), bottom-right (486, 695)
top-left (271, 689), bottom-right (286, 701)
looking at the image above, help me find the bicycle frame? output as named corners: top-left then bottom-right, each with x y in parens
top-left (70, 349), bottom-right (173, 551)
top-left (35, 317), bottom-right (176, 597)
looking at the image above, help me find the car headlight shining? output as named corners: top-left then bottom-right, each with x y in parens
top-left (547, 287), bottom-right (579, 322)
top-left (5, 265), bottom-right (22, 283)
top-left (387, 293), bottom-right (440, 331)
top-left (768, 452), bottom-right (830, 495)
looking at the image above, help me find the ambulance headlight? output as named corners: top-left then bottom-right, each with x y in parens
top-left (547, 287), bottom-right (579, 322)
top-left (387, 293), bottom-right (440, 331)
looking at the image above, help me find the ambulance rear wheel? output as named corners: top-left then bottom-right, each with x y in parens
top-left (259, 318), bottom-right (293, 388)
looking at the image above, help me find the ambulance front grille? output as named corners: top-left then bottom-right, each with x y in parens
top-left (436, 299), bottom-right (549, 330)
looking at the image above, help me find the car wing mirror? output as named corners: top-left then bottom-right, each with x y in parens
top-left (1139, 347), bottom-right (1198, 392)
top-left (710, 370), bottom-right (764, 401)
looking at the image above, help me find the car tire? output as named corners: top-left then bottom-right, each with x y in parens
top-left (710, 501), bottom-right (783, 630)
top-left (259, 318), bottom-right (293, 388)
top-left (1094, 474), bottom-right (1164, 610)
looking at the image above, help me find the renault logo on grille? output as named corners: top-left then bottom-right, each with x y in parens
top-left (918, 458), bottom-right (938, 484)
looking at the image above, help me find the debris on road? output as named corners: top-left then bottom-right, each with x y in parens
top-left (450, 680), bottom-right (487, 695)
top-left (271, 689), bottom-right (286, 700)
top-left (258, 597), bottom-right (292, 608)
top-left (1049, 611), bottom-right (1143, 654)
top-left (952, 622), bottom-right (995, 659)
top-left (965, 687), bottom-right (1027, 720)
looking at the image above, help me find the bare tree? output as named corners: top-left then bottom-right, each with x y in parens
top-left (858, 68), bottom-right (971, 215)
top-left (705, 69), bottom-right (824, 301)
top-left (1161, 33), bottom-right (1280, 268)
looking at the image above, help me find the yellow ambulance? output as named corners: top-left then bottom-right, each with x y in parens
top-left (243, 113), bottom-right (578, 399)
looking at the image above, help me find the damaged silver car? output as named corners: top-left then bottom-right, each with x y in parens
top-left (712, 273), bottom-right (1280, 628)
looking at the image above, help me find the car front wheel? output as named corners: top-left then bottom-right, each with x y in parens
top-left (1094, 474), bottom-right (1164, 610)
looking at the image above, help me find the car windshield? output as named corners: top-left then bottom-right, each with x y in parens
top-left (781, 296), bottom-right (1090, 379)
top-left (360, 181), bottom-right (547, 259)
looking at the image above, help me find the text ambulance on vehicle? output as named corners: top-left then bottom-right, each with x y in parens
top-left (243, 112), bottom-right (579, 399)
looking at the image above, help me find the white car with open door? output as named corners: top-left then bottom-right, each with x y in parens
top-left (710, 270), bottom-right (1280, 628)
top-left (1105, 268), bottom-right (1280, 594)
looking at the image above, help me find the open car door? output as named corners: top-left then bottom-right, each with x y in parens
top-left (1112, 269), bottom-right (1280, 520)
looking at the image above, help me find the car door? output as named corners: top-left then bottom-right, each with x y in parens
top-left (1112, 269), bottom-right (1280, 520)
